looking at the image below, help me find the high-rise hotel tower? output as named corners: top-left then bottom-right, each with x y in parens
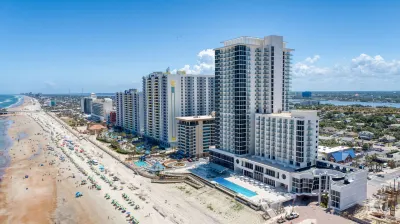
top-left (214, 36), bottom-right (293, 155)
top-left (211, 35), bottom-right (319, 170)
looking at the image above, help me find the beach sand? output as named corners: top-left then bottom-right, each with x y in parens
top-left (0, 99), bottom-right (57, 223)
top-left (0, 98), bottom-right (122, 224)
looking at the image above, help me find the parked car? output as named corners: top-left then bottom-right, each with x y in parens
top-left (377, 174), bottom-right (385, 178)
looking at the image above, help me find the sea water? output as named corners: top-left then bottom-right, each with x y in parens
top-left (0, 118), bottom-right (13, 179)
top-left (0, 95), bottom-right (23, 109)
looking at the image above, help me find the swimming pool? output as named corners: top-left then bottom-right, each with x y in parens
top-left (214, 177), bottom-right (257, 197)
top-left (134, 161), bottom-right (148, 167)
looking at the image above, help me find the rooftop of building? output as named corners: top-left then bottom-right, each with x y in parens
top-left (145, 72), bottom-right (214, 78)
top-left (318, 145), bottom-right (353, 154)
top-left (88, 124), bottom-right (106, 130)
top-left (215, 35), bottom-right (295, 51)
top-left (256, 110), bottom-right (318, 118)
top-left (176, 115), bottom-right (215, 122)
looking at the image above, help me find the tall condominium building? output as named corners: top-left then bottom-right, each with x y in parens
top-left (176, 115), bottom-right (215, 158)
top-left (115, 89), bottom-right (144, 134)
top-left (209, 36), bottom-right (366, 211)
top-left (143, 71), bottom-right (214, 147)
top-left (214, 35), bottom-right (293, 156)
top-left (91, 98), bottom-right (113, 122)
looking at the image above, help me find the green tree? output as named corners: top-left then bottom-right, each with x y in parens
top-left (362, 143), bottom-right (369, 151)
top-left (110, 140), bottom-right (120, 149)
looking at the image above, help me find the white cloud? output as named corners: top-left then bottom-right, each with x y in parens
top-left (350, 54), bottom-right (400, 76)
top-left (293, 54), bottom-right (400, 79)
top-left (172, 49), bottom-right (215, 75)
top-left (305, 55), bottom-right (320, 63)
top-left (292, 53), bottom-right (400, 90)
top-left (292, 55), bottom-right (330, 77)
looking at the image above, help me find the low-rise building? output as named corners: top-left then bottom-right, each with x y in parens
top-left (210, 149), bottom-right (367, 211)
top-left (328, 149), bottom-right (355, 163)
top-left (176, 115), bottom-right (215, 158)
top-left (322, 127), bottom-right (337, 135)
top-left (109, 111), bottom-right (116, 125)
top-left (379, 135), bottom-right (396, 143)
top-left (318, 146), bottom-right (353, 160)
top-left (358, 131), bottom-right (374, 140)
top-left (389, 124), bottom-right (400, 129)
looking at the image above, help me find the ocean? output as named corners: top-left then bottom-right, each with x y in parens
top-left (0, 118), bottom-right (12, 179)
top-left (0, 95), bottom-right (22, 179)
top-left (0, 95), bottom-right (23, 109)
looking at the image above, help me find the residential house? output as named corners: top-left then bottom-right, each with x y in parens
top-left (339, 137), bottom-right (355, 144)
top-left (389, 124), bottom-right (400, 129)
top-left (344, 118), bottom-right (352, 124)
top-left (379, 135), bottom-right (396, 143)
top-left (345, 132), bottom-right (358, 138)
top-left (322, 127), bottom-right (337, 134)
top-left (359, 131), bottom-right (374, 140)
top-left (318, 146), bottom-right (353, 160)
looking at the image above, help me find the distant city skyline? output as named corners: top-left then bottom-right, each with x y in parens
top-left (1, 0), bottom-right (400, 93)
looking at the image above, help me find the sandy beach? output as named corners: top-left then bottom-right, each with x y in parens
top-left (0, 97), bottom-right (125, 224)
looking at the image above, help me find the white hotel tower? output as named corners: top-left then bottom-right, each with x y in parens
top-left (143, 71), bottom-right (215, 148)
top-left (214, 35), bottom-right (295, 157)
top-left (210, 35), bottom-right (319, 174)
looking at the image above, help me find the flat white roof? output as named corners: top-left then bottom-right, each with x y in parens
top-left (318, 145), bottom-right (352, 154)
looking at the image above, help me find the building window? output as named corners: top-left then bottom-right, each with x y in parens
top-left (265, 168), bottom-right (275, 177)
top-left (264, 177), bottom-right (275, 187)
top-left (331, 190), bottom-right (340, 208)
top-left (245, 162), bottom-right (254, 170)
top-left (255, 165), bottom-right (264, 173)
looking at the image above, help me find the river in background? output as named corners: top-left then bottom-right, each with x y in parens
top-left (319, 100), bottom-right (400, 108)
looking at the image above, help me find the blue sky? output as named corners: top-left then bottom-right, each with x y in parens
top-left (1, 0), bottom-right (399, 93)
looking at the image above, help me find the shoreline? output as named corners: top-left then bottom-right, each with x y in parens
top-left (0, 96), bottom-right (59, 223)
top-left (0, 118), bottom-right (13, 180)
top-left (0, 96), bottom-right (28, 179)
top-left (0, 95), bottom-right (25, 110)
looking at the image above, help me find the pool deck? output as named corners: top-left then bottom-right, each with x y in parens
top-left (170, 162), bottom-right (294, 206)
top-left (225, 175), bottom-right (293, 205)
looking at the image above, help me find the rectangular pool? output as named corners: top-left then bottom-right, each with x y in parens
top-left (134, 161), bottom-right (148, 167)
top-left (214, 177), bottom-right (257, 197)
